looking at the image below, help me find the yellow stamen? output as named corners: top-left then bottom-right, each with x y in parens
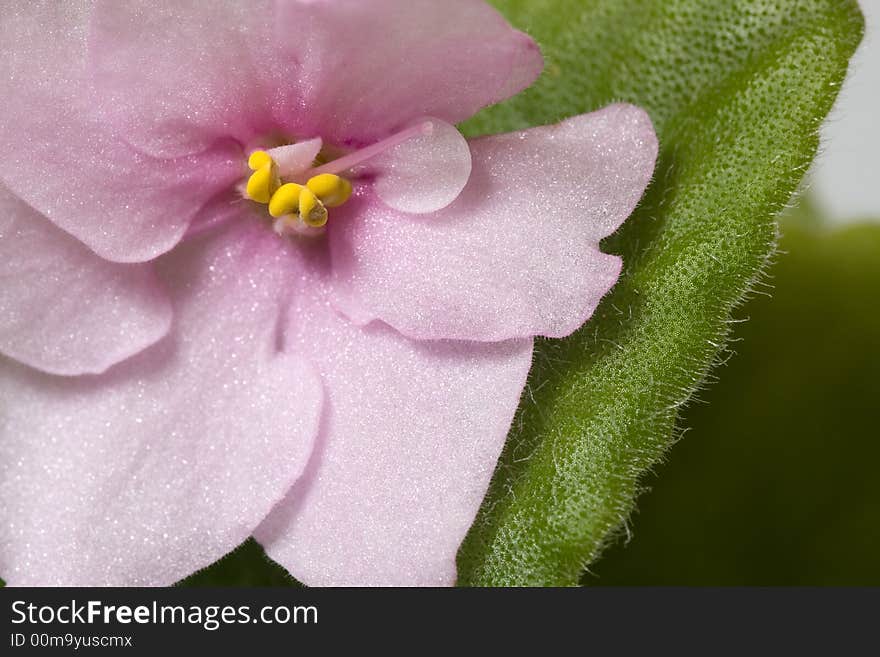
top-left (306, 173), bottom-right (352, 208)
top-left (268, 183), bottom-right (304, 218)
top-left (242, 148), bottom-right (353, 233)
top-left (246, 152), bottom-right (280, 204)
top-left (248, 150), bottom-right (273, 171)
top-left (299, 187), bottom-right (328, 227)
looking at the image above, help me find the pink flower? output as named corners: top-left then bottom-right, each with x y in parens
top-left (0, 0), bottom-right (657, 586)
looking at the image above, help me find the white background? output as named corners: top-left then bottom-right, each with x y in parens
top-left (811, 0), bottom-right (880, 222)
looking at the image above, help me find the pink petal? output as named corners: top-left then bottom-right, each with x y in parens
top-left (89, 1), bottom-right (541, 155)
top-left (269, 139), bottom-right (323, 178)
top-left (331, 105), bottom-right (659, 342)
top-left (0, 184), bottom-right (171, 376)
top-left (274, 0), bottom-right (544, 146)
top-left (0, 221), bottom-right (322, 586)
top-left (256, 291), bottom-right (533, 586)
top-left (88, 0), bottom-right (285, 159)
top-left (0, 3), bottom-right (242, 262)
top-left (366, 118), bottom-right (472, 214)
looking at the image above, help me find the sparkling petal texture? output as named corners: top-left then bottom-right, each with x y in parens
top-left (273, 0), bottom-right (544, 145)
top-left (89, 0), bottom-right (541, 154)
top-left (256, 272), bottom-right (533, 586)
top-left (0, 0), bottom-right (659, 588)
top-left (269, 138), bottom-right (323, 178)
top-left (331, 105), bottom-right (659, 342)
top-left (89, 0), bottom-right (284, 158)
top-left (0, 2), bottom-right (242, 262)
top-left (0, 184), bottom-right (171, 376)
top-left (0, 222), bottom-right (322, 585)
top-left (366, 118), bottom-right (472, 214)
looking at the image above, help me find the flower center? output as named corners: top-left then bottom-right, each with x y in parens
top-left (242, 121), bottom-right (435, 236)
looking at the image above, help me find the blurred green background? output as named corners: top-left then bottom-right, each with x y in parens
top-left (591, 205), bottom-right (880, 585)
top-left (180, 202), bottom-right (880, 587)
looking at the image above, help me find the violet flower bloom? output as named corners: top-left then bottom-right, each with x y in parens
top-left (0, 0), bottom-right (657, 586)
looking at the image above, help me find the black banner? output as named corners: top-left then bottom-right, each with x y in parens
top-left (2, 588), bottom-right (877, 652)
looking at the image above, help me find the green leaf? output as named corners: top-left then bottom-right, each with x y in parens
top-left (456, 0), bottom-right (864, 585)
top-left (177, 539), bottom-right (300, 587)
top-left (594, 217), bottom-right (880, 585)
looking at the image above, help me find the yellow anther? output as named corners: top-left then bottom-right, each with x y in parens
top-left (268, 183), bottom-right (304, 218)
top-left (299, 187), bottom-right (328, 227)
top-left (306, 173), bottom-right (352, 208)
top-left (243, 149), bottom-right (348, 231)
top-left (248, 150), bottom-right (273, 171)
top-left (246, 159), bottom-right (280, 204)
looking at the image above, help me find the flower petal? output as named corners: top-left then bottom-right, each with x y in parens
top-left (274, 0), bottom-right (543, 145)
top-left (89, 0), bottom-right (541, 155)
top-left (88, 0), bottom-right (285, 159)
top-left (269, 138), bottom-right (323, 178)
top-left (366, 118), bottom-right (472, 214)
top-left (0, 2), bottom-right (241, 262)
top-left (256, 293), bottom-right (532, 586)
top-left (0, 221), bottom-right (322, 586)
top-left (331, 105), bottom-right (659, 341)
top-left (0, 184), bottom-right (171, 376)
